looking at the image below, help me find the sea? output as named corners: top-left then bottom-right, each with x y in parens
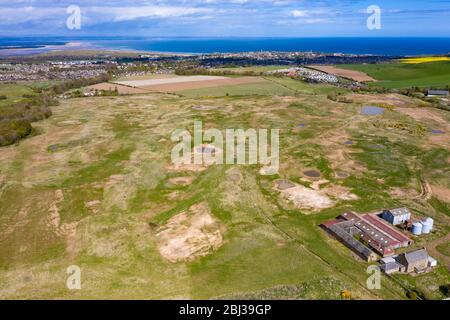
top-left (1, 37), bottom-right (450, 56)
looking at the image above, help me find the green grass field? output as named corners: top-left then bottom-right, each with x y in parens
top-left (0, 77), bottom-right (449, 300)
top-left (0, 83), bottom-right (35, 107)
top-left (178, 79), bottom-right (295, 97)
top-left (338, 61), bottom-right (450, 89)
top-left (436, 242), bottom-right (450, 257)
top-left (178, 77), bottom-right (347, 98)
top-left (266, 77), bottom-right (349, 95)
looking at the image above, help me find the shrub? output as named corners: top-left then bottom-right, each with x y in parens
top-left (0, 119), bottom-right (32, 146)
top-left (406, 290), bottom-right (418, 300)
top-left (340, 290), bottom-right (352, 300)
top-left (327, 92), bottom-right (338, 101)
top-left (439, 285), bottom-right (450, 297)
top-left (0, 74), bottom-right (106, 147)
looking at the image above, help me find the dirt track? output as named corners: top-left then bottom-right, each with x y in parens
top-left (417, 179), bottom-right (432, 201)
top-left (426, 233), bottom-right (450, 267)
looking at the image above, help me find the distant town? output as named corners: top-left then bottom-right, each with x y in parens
top-left (0, 50), bottom-right (395, 84)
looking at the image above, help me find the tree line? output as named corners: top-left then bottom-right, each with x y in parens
top-left (0, 73), bottom-right (112, 147)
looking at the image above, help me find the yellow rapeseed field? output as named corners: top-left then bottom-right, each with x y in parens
top-left (399, 56), bottom-right (450, 64)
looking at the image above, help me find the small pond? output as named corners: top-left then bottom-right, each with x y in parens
top-left (303, 170), bottom-right (321, 178)
top-left (361, 105), bottom-right (385, 116)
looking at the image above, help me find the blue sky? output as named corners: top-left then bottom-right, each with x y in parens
top-left (1, 0), bottom-right (450, 37)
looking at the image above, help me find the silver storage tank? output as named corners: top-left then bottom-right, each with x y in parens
top-left (421, 220), bottom-right (432, 234)
top-left (412, 222), bottom-right (423, 235)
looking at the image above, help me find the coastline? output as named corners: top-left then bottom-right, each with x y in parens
top-left (0, 40), bottom-right (193, 57)
top-left (0, 37), bottom-right (450, 57)
top-left (0, 41), bottom-right (94, 57)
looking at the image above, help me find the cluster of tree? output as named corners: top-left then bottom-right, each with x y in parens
top-left (120, 64), bottom-right (157, 73)
top-left (0, 119), bottom-right (33, 147)
top-left (440, 284), bottom-right (450, 298)
top-left (94, 88), bottom-right (119, 97)
top-left (327, 91), bottom-right (341, 101)
top-left (41, 73), bottom-right (112, 95)
top-left (0, 73), bottom-right (113, 147)
top-left (70, 87), bottom-right (119, 98)
top-left (0, 98), bottom-right (52, 147)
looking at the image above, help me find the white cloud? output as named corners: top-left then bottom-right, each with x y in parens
top-left (0, 6), bottom-right (62, 24)
top-left (0, 5), bottom-right (212, 26)
top-left (291, 10), bottom-right (308, 17)
top-left (94, 6), bottom-right (212, 21)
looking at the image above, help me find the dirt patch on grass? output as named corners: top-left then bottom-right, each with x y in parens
top-left (309, 65), bottom-right (376, 82)
top-left (43, 189), bottom-right (80, 259)
top-left (390, 187), bottom-right (420, 200)
top-left (46, 189), bottom-right (64, 230)
top-left (227, 170), bottom-right (242, 183)
top-left (168, 176), bottom-right (194, 186)
top-left (155, 202), bottom-right (224, 262)
top-left (323, 185), bottom-right (358, 201)
top-left (56, 120), bottom-right (82, 127)
top-left (341, 93), bottom-right (426, 108)
top-left (314, 129), bottom-right (367, 178)
top-left (274, 179), bottom-right (358, 211)
top-left (274, 181), bottom-right (335, 212)
top-left (274, 179), bottom-right (296, 190)
top-left (431, 185), bottom-right (450, 203)
top-left (103, 174), bottom-right (137, 211)
top-left (192, 105), bottom-right (223, 111)
top-left (60, 222), bottom-right (79, 259)
top-left (429, 131), bottom-right (450, 148)
top-left (167, 163), bottom-right (208, 173)
top-left (396, 107), bottom-right (447, 124)
top-left (85, 200), bottom-right (102, 214)
top-left (309, 179), bottom-right (330, 191)
top-left (1, 204), bottom-right (31, 243)
top-left (167, 144), bottom-right (223, 172)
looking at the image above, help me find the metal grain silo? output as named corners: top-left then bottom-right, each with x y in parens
top-left (421, 219), bottom-right (433, 234)
top-left (425, 218), bottom-right (434, 229)
top-left (412, 222), bottom-right (423, 236)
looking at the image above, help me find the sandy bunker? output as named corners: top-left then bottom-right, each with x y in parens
top-left (274, 179), bottom-right (358, 211)
top-left (274, 180), bottom-right (335, 211)
top-left (155, 202), bottom-right (223, 262)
